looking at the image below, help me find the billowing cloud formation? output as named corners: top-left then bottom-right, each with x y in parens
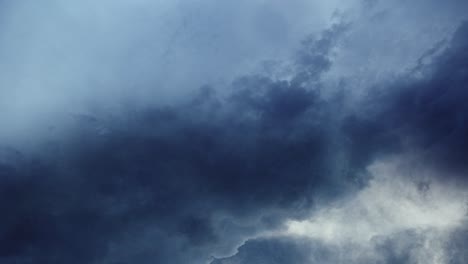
top-left (0, 22), bottom-right (359, 264)
top-left (1, 1), bottom-right (468, 264)
top-left (213, 15), bottom-right (468, 264)
top-left (347, 19), bottom-right (468, 177)
top-left (215, 157), bottom-right (468, 263)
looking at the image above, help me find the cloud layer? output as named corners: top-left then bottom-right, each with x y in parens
top-left (212, 14), bottom-right (468, 264)
top-left (1, 1), bottom-right (468, 264)
top-left (215, 156), bottom-right (468, 263)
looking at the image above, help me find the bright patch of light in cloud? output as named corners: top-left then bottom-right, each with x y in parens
top-left (286, 157), bottom-right (467, 244)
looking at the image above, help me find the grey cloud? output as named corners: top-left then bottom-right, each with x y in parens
top-left (214, 229), bottom-right (467, 264)
top-left (0, 21), bottom-right (363, 264)
top-left (210, 18), bottom-right (468, 264)
top-left (1, 1), bottom-right (468, 264)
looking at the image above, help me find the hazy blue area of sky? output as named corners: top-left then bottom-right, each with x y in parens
top-left (0, 0), bottom-right (356, 150)
top-left (1, 0), bottom-right (467, 151)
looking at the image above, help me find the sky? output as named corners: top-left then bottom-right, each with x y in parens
top-left (0, 0), bottom-right (468, 263)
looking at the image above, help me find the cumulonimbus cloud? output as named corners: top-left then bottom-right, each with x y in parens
top-left (1, 1), bottom-right (468, 264)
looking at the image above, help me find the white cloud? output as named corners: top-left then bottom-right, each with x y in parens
top-left (282, 156), bottom-right (467, 263)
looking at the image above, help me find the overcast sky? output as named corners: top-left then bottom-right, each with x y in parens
top-left (1, 1), bottom-right (468, 263)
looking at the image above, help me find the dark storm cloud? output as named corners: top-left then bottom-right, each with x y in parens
top-left (2, 15), bottom-right (467, 264)
top-left (212, 18), bottom-right (468, 264)
top-left (1, 1), bottom-right (468, 263)
top-left (0, 23), bottom-right (366, 264)
top-left (362, 20), bottom-right (468, 175)
top-left (211, 237), bottom-right (330, 264)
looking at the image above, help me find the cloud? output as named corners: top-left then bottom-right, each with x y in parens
top-left (211, 18), bottom-right (468, 264)
top-left (215, 156), bottom-right (468, 264)
top-left (0, 0), bottom-right (346, 149)
top-left (211, 237), bottom-right (329, 264)
top-left (0, 20), bottom-right (363, 263)
top-left (286, 158), bottom-right (466, 243)
top-left (363, 20), bottom-right (468, 176)
top-left (1, 1), bottom-right (468, 264)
